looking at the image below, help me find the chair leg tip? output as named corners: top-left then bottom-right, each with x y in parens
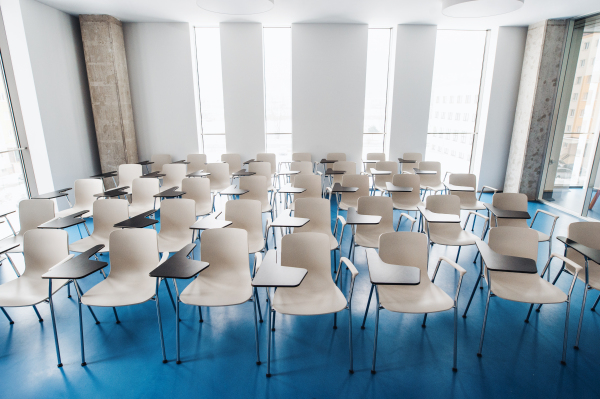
top-left (259, 319), bottom-right (263, 323)
top-left (266, 373), bottom-right (272, 378)
top-left (176, 360), bottom-right (181, 365)
top-left (116, 321), bottom-right (121, 324)
top-left (574, 346), bottom-right (579, 350)
top-left (38, 319), bottom-right (43, 322)
top-left (162, 360), bottom-right (168, 364)
top-left (524, 320), bottom-right (529, 323)
top-left (199, 320), bottom-right (203, 323)
top-left (95, 321), bottom-right (100, 325)
top-left (591, 308), bottom-right (596, 312)
top-left (477, 353), bottom-right (482, 357)
top-left (57, 363), bottom-right (63, 368)
top-left (535, 309), bottom-right (540, 313)
top-left (271, 328), bottom-right (276, 332)
top-left (370, 370), bottom-right (376, 374)
top-left (81, 362), bottom-right (87, 367)
top-left (561, 360), bottom-right (566, 365)
top-left (9, 321), bottom-right (14, 325)
top-left (452, 367), bottom-right (458, 372)
top-left (349, 369), bottom-right (354, 374)
top-left (360, 326), bottom-right (365, 330)
top-left (333, 326), bottom-right (337, 330)
top-left (461, 315), bottom-right (467, 319)
top-left (67, 295), bottom-right (72, 298)
top-left (421, 324), bottom-right (426, 328)
top-left (256, 361), bottom-right (262, 365)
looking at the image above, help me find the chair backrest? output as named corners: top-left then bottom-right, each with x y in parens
top-left (566, 222), bottom-right (600, 272)
top-left (402, 152), bottom-right (422, 173)
top-left (23, 229), bottom-right (69, 276)
top-left (151, 154), bottom-right (171, 173)
top-left (391, 173), bottom-right (421, 207)
top-left (92, 199), bottom-right (129, 240)
top-left (281, 232), bottom-right (335, 292)
top-left (294, 198), bottom-right (332, 236)
top-left (488, 226), bottom-right (538, 261)
top-left (18, 199), bottom-right (55, 236)
top-left (379, 232), bottom-right (429, 281)
top-left (374, 161), bottom-right (397, 187)
top-left (158, 199), bottom-right (196, 242)
top-left (248, 162), bottom-right (272, 187)
top-left (131, 178), bottom-right (160, 208)
top-left (292, 153), bottom-right (311, 162)
top-left (340, 174), bottom-right (369, 206)
top-left (332, 161), bottom-right (356, 185)
top-left (187, 154), bottom-right (207, 174)
top-left (239, 176), bottom-right (269, 211)
top-left (256, 153), bottom-right (277, 175)
top-left (73, 179), bottom-right (103, 211)
top-left (356, 196), bottom-right (394, 239)
top-left (221, 153), bottom-right (242, 175)
top-left (449, 173), bottom-right (478, 206)
top-left (492, 193), bottom-right (529, 228)
top-left (290, 161), bottom-right (313, 185)
top-left (200, 228), bottom-right (251, 285)
top-left (224, 199), bottom-right (263, 252)
top-left (118, 164), bottom-right (143, 188)
top-left (182, 178), bottom-right (212, 216)
top-left (366, 153), bottom-right (385, 161)
top-left (207, 162), bottom-right (231, 192)
top-left (161, 164), bottom-right (187, 190)
top-left (292, 175), bottom-right (322, 202)
top-left (109, 228), bottom-right (160, 278)
top-left (425, 194), bottom-right (461, 216)
top-left (327, 153), bottom-right (346, 162)
top-left (418, 161), bottom-right (442, 187)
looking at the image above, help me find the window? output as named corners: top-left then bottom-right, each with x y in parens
top-left (581, 59), bottom-right (586, 67)
top-left (195, 28), bottom-right (226, 162)
top-left (426, 30), bottom-right (486, 175)
top-left (569, 109), bottom-right (575, 117)
top-left (573, 93), bottom-right (579, 101)
top-left (583, 92), bottom-right (588, 101)
top-left (580, 109), bottom-right (585, 117)
top-left (566, 125), bottom-right (572, 132)
top-left (264, 27), bottom-right (292, 160)
top-left (584, 41), bottom-right (590, 50)
top-left (362, 28), bottom-right (391, 159)
top-left (576, 76), bottom-right (582, 84)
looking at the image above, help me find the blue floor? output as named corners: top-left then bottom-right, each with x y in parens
top-left (1, 193), bottom-right (599, 398)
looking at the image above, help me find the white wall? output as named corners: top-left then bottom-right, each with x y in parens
top-left (292, 24), bottom-right (368, 165)
top-left (19, 0), bottom-right (100, 204)
top-left (123, 22), bottom-right (199, 162)
top-left (220, 23), bottom-right (266, 160)
top-left (388, 25), bottom-right (437, 162)
top-left (476, 27), bottom-right (527, 190)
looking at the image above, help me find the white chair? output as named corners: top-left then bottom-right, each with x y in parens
top-left (391, 174), bottom-right (423, 231)
top-left (161, 164), bottom-right (187, 192)
top-left (57, 179), bottom-right (102, 218)
top-left (475, 226), bottom-right (581, 365)
top-left (327, 152), bottom-right (346, 162)
top-left (179, 228), bottom-right (261, 364)
top-left (239, 176), bottom-right (274, 221)
top-left (265, 232), bottom-right (358, 375)
top-left (364, 152), bottom-right (385, 174)
top-left (418, 161), bottom-right (445, 197)
top-left (257, 153), bottom-right (277, 177)
top-left (0, 199), bottom-right (55, 274)
top-left (79, 229), bottom-right (169, 363)
top-left (207, 163), bottom-right (231, 210)
top-left (328, 174), bottom-right (370, 220)
top-left (151, 154), bottom-right (171, 173)
top-left (351, 196), bottom-right (395, 262)
top-left (401, 152), bottom-right (422, 174)
top-left (221, 153), bottom-right (242, 178)
top-left (362, 232), bottom-right (466, 372)
top-left (423, 195), bottom-right (487, 263)
top-left (225, 199), bottom-right (267, 255)
top-left (289, 161), bottom-right (314, 186)
top-left (129, 178), bottom-right (160, 217)
top-left (249, 161), bottom-right (276, 194)
top-left (69, 199), bottom-right (129, 254)
top-left (182, 178), bottom-right (212, 218)
top-left (331, 161), bottom-right (356, 187)
top-left (491, 193), bottom-right (558, 262)
top-left (187, 154), bottom-right (207, 174)
top-left (157, 199), bottom-right (196, 254)
top-left (117, 164), bottom-right (143, 194)
top-left (292, 153), bottom-right (311, 162)
top-left (0, 229), bottom-right (72, 325)
top-left (289, 174), bottom-right (322, 211)
top-left (372, 161), bottom-right (397, 195)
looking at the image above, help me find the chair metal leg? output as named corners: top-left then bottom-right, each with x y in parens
top-left (48, 279), bottom-right (62, 367)
top-left (254, 288), bottom-right (263, 322)
top-left (67, 282), bottom-right (71, 298)
top-left (562, 299), bottom-right (571, 364)
top-left (164, 279), bottom-right (177, 312)
top-left (462, 270), bottom-right (482, 318)
top-left (266, 291), bottom-right (273, 377)
top-left (87, 305), bottom-right (100, 324)
top-left (477, 283), bottom-right (492, 357)
top-left (198, 306), bottom-right (203, 322)
top-left (155, 279), bottom-right (167, 363)
top-left (112, 307), bottom-right (120, 324)
top-left (253, 291), bottom-right (261, 365)
top-left (547, 241), bottom-right (552, 281)
top-left (422, 313), bottom-right (428, 328)
top-left (371, 287), bottom-right (380, 374)
top-left (271, 311), bottom-right (276, 331)
top-left (176, 296), bottom-right (181, 364)
top-left (455, 246), bottom-right (461, 263)
top-left (1, 307), bottom-right (13, 324)
top-left (591, 294), bottom-right (600, 311)
top-left (78, 295), bottom-right (86, 366)
top-left (361, 285), bottom-right (375, 329)
top-left (453, 305), bottom-right (458, 371)
top-left (574, 285), bottom-right (588, 349)
top-left (5, 254), bottom-right (20, 277)
top-left (525, 304), bottom-right (534, 323)
top-left (348, 306), bottom-right (354, 374)
top-left (32, 305), bottom-right (43, 322)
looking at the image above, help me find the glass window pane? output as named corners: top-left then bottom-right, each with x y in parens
top-left (202, 135), bottom-right (226, 163)
top-left (0, 53), bottom-right (29, 239)
top-left (195, 28), bottom-right (225, 135)
top-left (427, 30), bottom-right (486, 134)
top-left (266, 134), bottom-right (292, 162)
top-left (425, 133), bottom-right (474, 176)
top-left (264, 27), bottom-right (291, 134)
top-left (362, 134), bottom-right (385, 160)
top-left (364, 29), bottom-right (391, 133)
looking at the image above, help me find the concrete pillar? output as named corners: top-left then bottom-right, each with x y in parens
top-left (79, 15), bottom-right (138, 185)
top-left (504, 20), bottom-right (568, 199)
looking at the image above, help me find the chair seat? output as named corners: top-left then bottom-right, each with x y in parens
top-left (378, 281), bottom-right (454, 314)
top-left (81, 277), bottom-right (155, 307)
top-left (69, 235), bottom-right (110, 253)
top-left (339, 199), bottom-right (359, 211)
top-left (262, 203), bottom-right (273, 213)
top-left (355, 227), bottom-right (395, 249)
top-left (460, 201), bottom-right (486, 211)
top-left (488, 271), bottom-right (566, 304)
top-left (537, 230), bottom-right (550, 243)
top-left (129, 204), bottom-right (157, 218)
top-left (0, 277), bottom-right (68, 307)
top-left (374, 183), bottom-right (388, 192)
top-left (248, 234), bottom-right (265, 254)
top-left (273, 284), bottom-right (347, 315)
top-left (180, 276), bottom-right (252, 307)
top-left (157, 235), bottom-right (191, 254)
top-left (428, 225), bottom-right (478, 246)
top-left (57, 206), bottom-right (92, 218)
top-left (392, 200), bottom-right (424, 212)
top-left (195, 203), bottom-right (213, 217)
top-left (421, 183), bottom-right (445, 192)
top-left (0, 235), bottom-right (24, 253)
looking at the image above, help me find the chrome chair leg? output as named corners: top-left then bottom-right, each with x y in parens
top-left (164, 278), bottom-right (177, 312)
top-left (591, 294), bottom-right (600, 311)
top-left (422, 313), bottom-right (428, 327)
top-left (48, 279), bottom-right (62, 367)
top-left (562, 299), bottom-right (571, 365)
top-left (462, 269), bottom-right (483, 318)
top-left (253, 291), bottom-right (261, 365)
top-left (271, 311), bottom-right (276, 331)
top-left (67, 282), bottom-right (71, 298)
top-left (87, 305), bottom-right (100, 324)
top-left (371, 287), bottom-right (380, 374)
top-left (154, 279), bottom-right (167, 363)
top-left (575, 259), bottom-right (590, 349)
top-left (455, 246), bottom-right (461, 263)
top-left (1, 307), bottom-right (13, 324)
top-left (198, 306), bottom-right (203, 322)
top-left (525, 304), bottom-right (534, 323)
top-left (254, 288), bottom-right (263, 322)
top-left (176, 296), bottom-right (181, 364)
top-left (477, 282), bottom-right (492, 357)
top-left (453, 305), bottom-right (458, 371)
top-left (32, 305), bottom-right (43, 322)
top-left (112, 307), bottom-right (120, 324)
top-left (266, 291), bottom-right (273, 378)
top-left (348, 305), bottom-right (354, 374)
top-left (5, 254), bottom-right (20, 277)
top-left (78, 294), bottom-right (86, 366)
top-left (361, 285), bottom-right (374, 329)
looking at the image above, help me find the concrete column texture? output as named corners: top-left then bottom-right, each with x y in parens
top-left (504, 19), bottom-right (568, 199)
top-left (79, 15), bottom-right (138, 186)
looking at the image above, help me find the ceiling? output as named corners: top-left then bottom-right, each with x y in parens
top-left (37, 0), bottom-right (599, 29)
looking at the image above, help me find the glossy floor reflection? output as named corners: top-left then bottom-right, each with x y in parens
top-left (0, 193), bottom-right (599, 397)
